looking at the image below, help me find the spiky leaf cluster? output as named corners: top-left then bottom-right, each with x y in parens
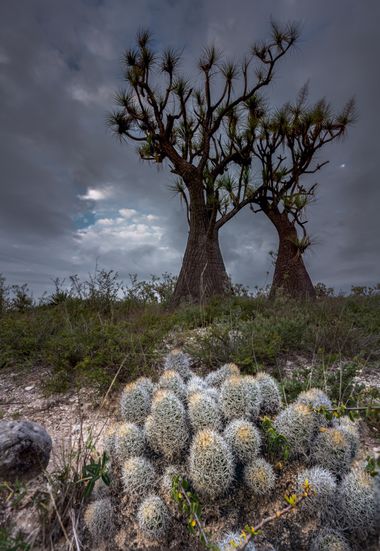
top-left (243, 457), bottom-right (276, 496)
top-left (148, 390), bottom-right (189, 459)
top-left (273, 403), bottom-right (319, 456)
top-left (163, 349), bottom-right (192, 380)
top-left (84, 498), bottom-right (114, 544)
top-left (137, 495), bottom-right (170, 540)
top-left (224, 419), bottom-right (261, 463)
top-left (296, 466), bottom-right (337, 519)
top-left (220, 376), bottom-right (251, 421)
top-left (217, 532), bottom-right (256, 551)
top-left (189, 429), bottom-right (234, 499)
top-left (114, 423), bottom-right (145, 462)
top-left (311, 428), bottom-right (353, 476)
top-left (255, 372), bottom-right (282, 415)
top-left (122, 456), bottom-right (156, 499)
top-left (309, 528), bottom-right (351, 551)
top-left (188, 392), bottom-right (222, 432)
top-left (120, 382), bottom-right (151, 425)
top-left (337, 469), bottom-right (379, 540)
top-left (205, 363), bottom-right (241, 388)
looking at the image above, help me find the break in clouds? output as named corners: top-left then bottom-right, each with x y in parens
top-left (0, 0), bottom-right (379, 297)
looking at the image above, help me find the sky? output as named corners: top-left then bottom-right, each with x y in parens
top-left (0, 0), bottom-right (379, 298)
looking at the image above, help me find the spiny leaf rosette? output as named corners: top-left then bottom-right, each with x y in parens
top-left (91, 352), bottom-right (377, 550)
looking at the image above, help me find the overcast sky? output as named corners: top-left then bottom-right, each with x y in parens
top-left (1, 0), bottom-right (379, 297)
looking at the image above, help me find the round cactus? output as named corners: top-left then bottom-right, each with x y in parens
top-left (273, 403), bottom-right (319, 457)
top-left (84, 498), bottom-right (114, 544)
top-left (114, 423), bottom-right (145, 462)
top-left (189, 429), bottom-right (234, 500)
top-left (337, 469), bottom-right (378, 540)
top-left (205, 363), bottom-right (240, 388)
top-left (102, 425), bottom-right (117, 460)
top-left (120, 382), bottom-right (151, 425)
top-left (92, 477), bottom-right (110, 500)
top-left (163, 349), bottom-right (192, 380)
top-left (122, 456), bottom-right (156, 499)
top-left (188, 392), bottom-right (222, 432)
top-left (311, 428), bottom-right (353, 476)
top-left (243, 376), bottom-right (262, 420)
top-left (187, 375), bottom-right (208, 397)
top-left (135, 376), bottom-right (155, 397)
top-left (220, 376), bottom-right (251, 421)
top-left (204, 387), bottom-right (220, 402)
top-left (148, 391), bottom-right (189, 459)
top-left (243, 457), bottom-right (275, 497)
top-left (137, 494), bottom-right (170, 540)
top-left (332, 416), bottom-right (360, 460)
top-left (296, 466), bottom-right (337, 519)
top-left (309, 528), bottom-right (351, 551)
top-left (224, 419), bottom-right (261, 463)
top-left (255, 372), bottom-right (282, 415)
top-left (217, 532), bottom-right (256, 551)
top-left (157, 370), bottom-right (187, 401)
top-left (296, 388), bottom-right (332, 410)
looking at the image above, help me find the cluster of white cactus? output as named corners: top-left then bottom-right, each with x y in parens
top-left (84, 350), bottom-right (378, 551)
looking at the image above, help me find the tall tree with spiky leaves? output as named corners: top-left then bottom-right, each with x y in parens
top-left (108, 25), bottom-right (299, 305)
top-left (248, 86), bottom-right (355, 298)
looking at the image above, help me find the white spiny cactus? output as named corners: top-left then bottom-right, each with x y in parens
top-left (188, 392), bottom-right (222, 432)
top-left (163, 349), bottom-right (192, 380)
top-left (114, 423), bottom-right (145, 462)
top-left (224, 419), bottom-right (261, 463)
top-left (255, 372), bottom-right (282, 415)
top-left (205, 363), bottom-right (240, 388)
top-left (296, 466), bottom-right (337, 519)
top-left (220, 376), bottom-right (251, 421)
top-left (122, 456), bottom-right (156, 499)
top-left (273, 403), bottom-right (319, 457)
top-left (157, 369), bottom-right (187, 401)
top-left (149, 390), bottom-right (189, 459)
top-left (309, 528), bottom-right (351, 551)
top-left (137, 494), bottom-right (170, 540)
top-left (243, 376), bottom-right (262, 420)
top-left (311, 428), bottom-right (353, 475)
top-left (243, 457), bottom-right (275, 497)
top-left (217, 532), bottom-right (256, 551)
top-left (189, 429), bottom-right (234, 500)
top-left (84, 498), bottom-right (114, 544)
top-left (120, 381), bottom-right (151, 425)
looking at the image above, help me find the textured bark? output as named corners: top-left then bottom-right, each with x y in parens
top-left (266, 208), bottom-right (316, 299)
top-left (171, 183), bottom-right (230, 305)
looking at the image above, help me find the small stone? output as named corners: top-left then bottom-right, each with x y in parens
top-left (0, 420), bottom-right (52, 482)
top-left (24, 386), bottom-right (34, 391)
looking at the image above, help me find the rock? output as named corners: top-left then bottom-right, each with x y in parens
top-left (0, 420), bottom-right (52, 481)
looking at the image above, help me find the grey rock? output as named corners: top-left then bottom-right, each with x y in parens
top-left (0, 420), bottom-right (52, 481)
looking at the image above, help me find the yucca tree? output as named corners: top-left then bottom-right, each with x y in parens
top-left (108, 25), bottom-right (299, 305)
top-left (249, 86), bottom-right (355, 298)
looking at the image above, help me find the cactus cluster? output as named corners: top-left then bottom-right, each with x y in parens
top-left (88, 352), bottom-right (375, 551)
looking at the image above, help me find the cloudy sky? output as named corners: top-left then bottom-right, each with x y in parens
top-left (1, 0), bottom-right (379, 297)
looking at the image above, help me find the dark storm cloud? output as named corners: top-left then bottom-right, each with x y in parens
top-left (0, 0), bottom-right (379, 297)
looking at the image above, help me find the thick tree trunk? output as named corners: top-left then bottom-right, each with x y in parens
top-left (266, 208), bottom-right (316, 299)
top-left (171, 183), bottom-right (230, 305)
